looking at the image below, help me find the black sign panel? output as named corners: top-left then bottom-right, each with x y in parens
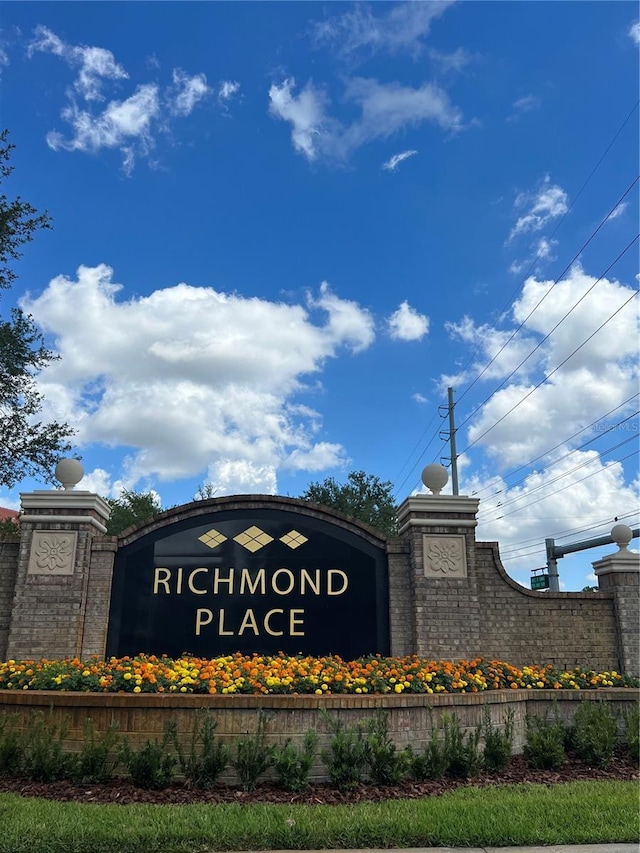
top-left (106, 506), bottom-right (389, 659)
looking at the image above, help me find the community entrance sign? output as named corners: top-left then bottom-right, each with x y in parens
top-left (106, 505), bottom-right (389, 659)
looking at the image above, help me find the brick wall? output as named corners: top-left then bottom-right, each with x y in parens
top-left (0, 539), bottom-right (19, 660)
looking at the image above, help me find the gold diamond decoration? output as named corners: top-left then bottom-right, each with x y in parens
top-left (280, 530), bottom-right (308, 549)
top-left (234, 525), bottom-right (274, 553)
top-left (198, 528), bottom-right (228, 549)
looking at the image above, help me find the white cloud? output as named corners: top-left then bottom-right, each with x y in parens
top-left (509, 237), bottom-right (558, 275)
top-left (428, 47), bottom-right (474, 75)
top-left (457, 265), bottom-right (639, 467)
top-left (507, 94), bottom-right (541, 121)
top-left (270, 76), bottom-right (462, 162)
top-left (29, 25), bottom-right (128, 102)
top-left (630, 21), bottom-right (640, 45)
top-left (46, 84), bottom-right (161, 175)
top-left (28, 27), bottom-right (212, 173)
top-left (382, 149), bottom-right (418, 171)
top-left (20, 265), bottom-right (375, 493)
top-left (268, 78), bottom-right (330, 160)
top-left (313, 1), bottom-right (455, 58)
top-left (608, 201), bottom-right (628, 221)
top-left (412, 392), bottom-right (428, 404)
top-left (508, 175), bottom-right (568, 241)
top-left (388, 301), bottom-right (429, 341)
top-left (467, 450), bottom-right (638, 583)
top-left (168, 69), bottom-right (211, 116)
top-left (219, 80), bottom-right (240, 102)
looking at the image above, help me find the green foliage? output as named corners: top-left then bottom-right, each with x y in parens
top-left (622, 704), bottom-right (639, 762)
top-left (22, 711), bottom-right (73, 782)
top-left (0, 711), bottom-right (23, 776)
top-left (299, 470), bottom-right (398, 537)
top-left (0, 129), bottom-right (74, 488)
top-left (365, 709), bottom-right (409, 785)
top-left (105, 489), bottom-right (162, 535)
top-left (524, 711), bottom-right (566, 770)
top-left (482, 706), bottom-right (514, 772)
top-left (272, 729), bottom-right (318, 791)
top-left (178, 710), bottom-right (228, 790)
top-left (571, 700), bottom-right (618, 768)
top-left (442, 712), bottom-right (483, 778)
top-left (120, 721), bottom-right (177, 789)
top-left (71, 718), bottom-right (120, 784)
top-left (231, 711), bottom-right (273, 792)
top-left (407, 711), bottom-right (449, 780)
top-left (321, 711), bottom-right (369, 792)
top-left (0, 515), bottom-right (19, 540)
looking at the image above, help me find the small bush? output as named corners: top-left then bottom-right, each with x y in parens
top-left (622, 704), bottom-right (639, 762)
top-left (365, 710), bottom-right (409, 785)
top-left (23, 710), bottom-right (73, 782)
top-left (483, 707), bottom-right (514, 772)
top-left (72, 718), bottom-right (120, 783)
top-left (321, 712), bottom-right (368, 792)
top-left (231, 710), bottom-right (272, 792)
top-left (273, 729), bottom-right (317, 792)
top-left (524, 711), bottom-right (566, 770)
top-left (120, 721), bottom-right (177, 789)
top-left (0, 711), bottom-right (23, 777)
top-left (178, 710), bottom-right (228, 790)
top-left (572, 700), bottom-right (618, 768)
top-left (443, 713), bottom-right (483, 778)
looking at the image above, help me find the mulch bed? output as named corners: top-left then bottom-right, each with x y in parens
top-left (0, 753), bottom-right (638, 806)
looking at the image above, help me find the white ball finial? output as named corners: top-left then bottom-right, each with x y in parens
top-left (421, 463), bottom-right (449, 495)
top-left (611, 523), bottom-right (632, 551)
top-left (55, 458), bottom-right (84, 490)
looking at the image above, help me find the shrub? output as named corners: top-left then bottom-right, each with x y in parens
top-left (524, 710), bottom-right (566, 770)
top-left (72, 718), bottom-right (120, 783)
top-left (365, 709), bottom-right (409, 785)
top-left (622, 704), bottom-right (639, 762)
top-left (231, 710), bottom-right (272, 792)
top-left (321, 712), bottom-right (368, 792)
top-left (0, 711), bottom-right (23, 777)
top-left (443, 712), bottom-right (483, 778)
top-left (23, 710), bottom-right (73, 782)
top-left (572, 700), bottom-right (618, 768)
top-left (483, 706), bottom-right (514, 772)
top-left (120, 721), bottom-right (177, 789)
top-left (407, 711), bottom-right (449, 781)
top-left (178, 710), bottom-right (228, 790)
top-left (273, 729), bottom-right (317, 791)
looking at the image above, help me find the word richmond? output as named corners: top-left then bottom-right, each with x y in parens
top-left (152, 566), bottom-right (350, 638)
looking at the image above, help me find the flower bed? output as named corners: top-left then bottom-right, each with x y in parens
top-left (1, 653), bottom-right (637, 695)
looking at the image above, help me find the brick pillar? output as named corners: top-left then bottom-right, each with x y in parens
top-left (397, 465), bottom-right (480, 660)
top-left (6, 461), bottom-right (111, 661)
top-left (593, 525), bottom-right (640, 677)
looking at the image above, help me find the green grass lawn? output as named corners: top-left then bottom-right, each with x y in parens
top-left (0, 780), bottom-right (638, 853)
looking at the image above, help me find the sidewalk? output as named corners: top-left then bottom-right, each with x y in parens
top-left (247, 847), bottom-right (639, 853)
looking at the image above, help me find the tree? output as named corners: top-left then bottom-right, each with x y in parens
top-left (105, 490), bottom-right (162, 536)
top-left (0, 129), bottom-right (74, 488)
top-left (299, 470), bottom-right (398, 537)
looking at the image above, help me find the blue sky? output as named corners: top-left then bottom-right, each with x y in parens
top-left (1, 1), bottom-right (638, 592)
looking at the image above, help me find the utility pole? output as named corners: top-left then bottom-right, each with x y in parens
top-left (439, 387), bottom-right (459, 495)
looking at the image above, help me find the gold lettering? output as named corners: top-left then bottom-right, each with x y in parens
top-left (188, 567), bottom-right (208, 595)
top-left (213, 567), bottom-right (235, 594)
top-left (153, 568), bottom-right (171, 594)
top-left (240, 567), bottom-right (266, 595)
top-left (238, 608), bottom-right (259, 635)
top-left (300, 569), bottom-right (320, 595)
top-left (290, 609), bottom-right (305, 636)
top-left (176, 567), bottom-right (183, 595)
top-left (195, 608), bottom-right (213, 635)
top-left (327, 569), bottom-right (348, 595)
top-left (264, 608), bottom-right (284, 636)
top-left (272, 568), bottom-right (295, 595)
top-left (218, 608), bottom-right (234, 636)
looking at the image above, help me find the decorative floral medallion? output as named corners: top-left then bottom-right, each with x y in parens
top-left (27, 531), bottom-right (78, 576)
top-left (423, 535), bottom-right (467, 577)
